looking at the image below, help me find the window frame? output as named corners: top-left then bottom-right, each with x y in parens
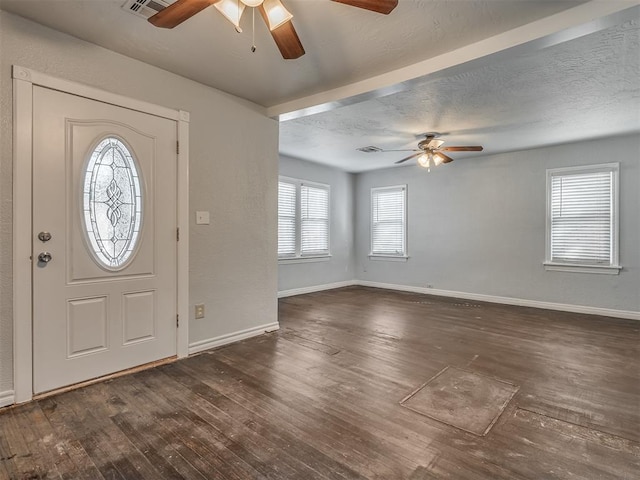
top-left (370, 184), bottom-right (408, 261)
top-left (278, 176), bottom-right (331, 263)
top-left (544, 163), bottom-right (621, 275)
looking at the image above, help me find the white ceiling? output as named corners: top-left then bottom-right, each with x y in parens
top-left (1, 0), bottom-right (639, 172)
top-left (0, 0), bottom-right (588, 106)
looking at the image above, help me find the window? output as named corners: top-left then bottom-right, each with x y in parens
top-left (545, 163), bottom-right (620, 274)
top-left (277, 181), bottom-right (296, 257)
top-left (278, 177), bottom-right (330, 260)
top-left (83, 137), bottom-right (143, 270)
top-left (370, 185), bottom-right (407, 259)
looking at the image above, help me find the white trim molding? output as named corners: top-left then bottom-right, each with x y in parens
top-left (0, 390), bottom-right (15, 408)
top-left (188, 322), bottom-right (280, 355)
top-left (12, 65), bottom-right (190, 403)
top-left (356, 281), bottom-right (640, 321)
top-left (278, 280), bottom-right (358, 298)
top-left (543, 262), bottom-right (622, 275)
top-left (279, 255), bottom-right (332, 265)
top-left (368, 255), bottom-right (409, 262)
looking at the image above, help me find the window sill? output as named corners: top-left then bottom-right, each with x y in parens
top-left (369, 254), bottom-right (409, 262)
top-left (279, 255), bottom-right (332, 265)
top-left (543, 262), bottom-right (621, 275)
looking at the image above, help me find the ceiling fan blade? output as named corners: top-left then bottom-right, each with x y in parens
top-left (440, 146), bottom-right (484, 152)
top-left (434, 152), bottom-right (454, 164)
top-left (395, 152), bottom-right (421, 164)
top-left (148, 0), bottom-right (218, 28)
top-left (331, 0), bottom-right (398, 14)
top-left (258, 6), bottom-right (305, 59)
top-left (381, 149), bottom-right (421, 152)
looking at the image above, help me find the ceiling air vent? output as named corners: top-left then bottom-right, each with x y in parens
top-left (122, 0), bottom-right (171, 19)
top-left (357, 146), bottom-right (383, 153)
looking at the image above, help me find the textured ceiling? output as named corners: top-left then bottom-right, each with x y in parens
top-left (0, 0), bottom-right (587, 107)
top-left (1, 1), bottom-right (638, 172)
top-left (280, 9), bottom-right (640, 171)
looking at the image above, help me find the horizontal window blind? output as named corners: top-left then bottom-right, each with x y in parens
top-left (301, 184), bottom-right (329, 255)
top-left (278, 181), bottom-right (296, 257)
top-left (371, 186), bottom-right (406, 255)
top-left (550, 170), bottom-right (613, 265)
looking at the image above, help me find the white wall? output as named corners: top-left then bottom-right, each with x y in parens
top-left (278, 155), bottom-right (355, 293)
top-left (354, 134), bottom-right (640, 313)
top-left (0, 11), bottom-right (279, 395)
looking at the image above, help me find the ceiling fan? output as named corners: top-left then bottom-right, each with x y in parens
top-left (359, 133), bottom-right (483, 171)
top-left (148, 0), bottom-right (399, 59)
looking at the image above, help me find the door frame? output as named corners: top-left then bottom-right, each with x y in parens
top-left (12, 65), bottom-right (190, 403)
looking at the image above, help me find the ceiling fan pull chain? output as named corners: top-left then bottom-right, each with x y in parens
top-left (251, 7), bottom-right (257, 53)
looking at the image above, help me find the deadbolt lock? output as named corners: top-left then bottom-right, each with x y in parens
top-left (38, 231), bottom-right (52, 242)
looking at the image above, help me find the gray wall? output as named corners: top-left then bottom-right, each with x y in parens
top-left (0, 11), bottom-right (279, 394)
top-left (278, 155), bottom-right (355, 292)
top-left (355, 134), bottom-right (640, 312)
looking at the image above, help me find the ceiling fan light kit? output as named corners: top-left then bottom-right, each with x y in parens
top-left (148, 0), bottom-right (398, 59)
top-left (261, 0), bottom-right (293, 30)
top-left (214, 0), bottom-right (245, 29)
top-left (215, 0), bottom-right (292, 30)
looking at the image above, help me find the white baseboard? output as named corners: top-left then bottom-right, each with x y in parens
top-left (278, 280), bottom-right (357, 298)
top-left (188, 322), bottom-right (280, 355)
top-left (0, 390), bottom-right (15, 408)
top-left (356, 280), bottom-right (640, 321)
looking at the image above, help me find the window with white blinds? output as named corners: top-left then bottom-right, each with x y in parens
top-left (371, 185), bottom-right (407, 257)
top-left (545, 164), bottom-right (620, 273)
top-left (278, 181), bottom-right (296, 257)
top-left (278, 178), bottom-right (330, 259)
top-left (301, 185), bottom-right (329, 255)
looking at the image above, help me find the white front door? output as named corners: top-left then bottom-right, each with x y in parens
top-left (32, 86), bottom-right (178, 394)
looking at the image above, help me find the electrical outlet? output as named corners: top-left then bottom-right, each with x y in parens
top-left (426, 284), bottom-right (433, 289)
top-left (195, 304), bottom-right (205, 319)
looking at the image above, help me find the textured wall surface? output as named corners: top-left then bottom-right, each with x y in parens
top-left (354, 134), bottom-right (640, 312)
top-left (0, 11), bottom-right (279, 394)
top-left (278, 156), bottom-right (355, 292)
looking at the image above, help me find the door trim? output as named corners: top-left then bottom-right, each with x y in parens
top-left (12, 65), bottom-right (190, 403)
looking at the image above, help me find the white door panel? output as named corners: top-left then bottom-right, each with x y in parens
top-left (32, 86), bottom-right (178, 394)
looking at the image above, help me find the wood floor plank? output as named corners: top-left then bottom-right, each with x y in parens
top-left (10, 403), bottom-right (62, 479)
top-left (174, 353), bottom-right (416, 478)
top-left (40, 395), bottom-right (126, 480)
top-left (0, 411), bottom-right (21, 480)
top-left (82, 381), bottom-right (209, 480)
top-left (1, 286), bottom-right (638, 479)
top-left (112, 371), bottom-right (274, 480)
top-left (72, 384), bottom-right (188, 480)
top-left (186, 352), bottom-right (433, 477)
top-left (137, 365), bottom-right (341, 480)
top-left (38, 398), bottom-right (104, 480)
top-left (161, 360), bottom-right (369, 480)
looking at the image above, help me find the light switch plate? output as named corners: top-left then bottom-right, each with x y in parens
top-left (195, 211), bottom-right (210, 225)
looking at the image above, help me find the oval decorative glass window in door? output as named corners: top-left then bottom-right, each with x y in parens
top-left (82, 137), bottom-right (143, 269)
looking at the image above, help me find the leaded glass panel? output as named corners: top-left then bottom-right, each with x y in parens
top-left (82, 137), bottom-right (143, 269)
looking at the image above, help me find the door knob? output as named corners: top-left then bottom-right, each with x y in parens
top-left (38, 252), bottom-right (52, 264)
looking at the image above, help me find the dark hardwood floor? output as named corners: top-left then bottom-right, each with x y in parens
top-left (1, 286), bottom-right (639, 479)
